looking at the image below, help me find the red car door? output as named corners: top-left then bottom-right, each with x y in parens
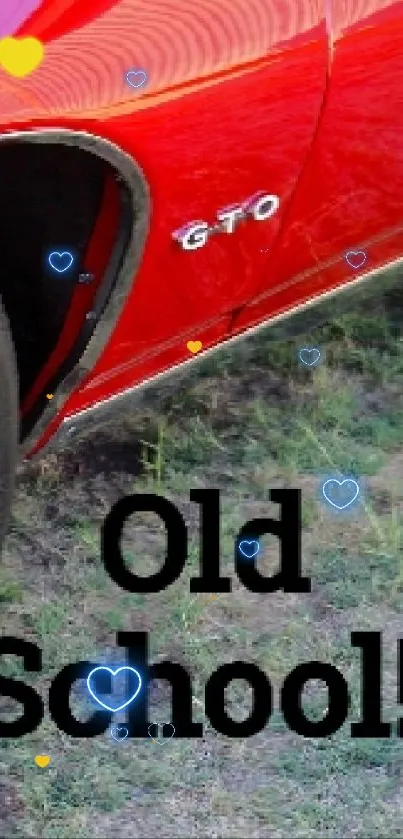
top-left (1, 0), bottom-right (329, 420)
top-left (230, 0), bottom-right (403, 338)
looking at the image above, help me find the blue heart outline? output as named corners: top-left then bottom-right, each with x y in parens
top-left (322, 478), bottom-right (360, 510)
top-left (147, 722), bottom-right (175, 745)
top-left (87, 666), bottom-right (142, 713)
top-left (125, 69), bottom-right (148, 89)
top-left (345, 250), bottom-right (367, 270)
top-left (299, 347), bottom-right (321, 367)
top-left (238, 539), bottom-right (260, 559)
top-left (110, 724), bottom-right (129, 741)
top-left (48, 251), bottom-right (74, 273)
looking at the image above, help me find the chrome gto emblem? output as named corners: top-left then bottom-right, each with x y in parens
top-left (172, 192), bottom-right (280, 251)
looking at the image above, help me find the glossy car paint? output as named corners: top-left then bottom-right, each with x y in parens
top-left (0, 0), bottom-right (401, 455)
top-left (230, 0), bottom-right (403, 336)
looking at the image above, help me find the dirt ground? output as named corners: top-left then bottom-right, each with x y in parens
top-left (1, 286), bottom-right (403, 837)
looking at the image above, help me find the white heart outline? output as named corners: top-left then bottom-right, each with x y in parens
top-left (322, 478), bottom-right (360, 510)
top-left (125, 69), bottom-right (148, 89)
top-left (299, 347), bottom-right (321, 366)
top-left (239, 539), bottom-right (260, 559)
top-left (345, 250), bottom-right (367, 269)
top-left (110, 724), bottom-right (129, 741)
top-left (87, 666), bottom-right (142, 713)
top-left (48, 251), bottom-right (74, 273)
top-left (148, 722), bottom-right (175, 744)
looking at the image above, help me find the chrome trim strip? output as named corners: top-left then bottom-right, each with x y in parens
top-left (0, 128), bottom-right (150, 456)
top-left (41, 254), bottom-right (403, 455)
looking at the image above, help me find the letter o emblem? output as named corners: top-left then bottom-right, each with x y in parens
top-left (249, 194), bottom-right (280, 221)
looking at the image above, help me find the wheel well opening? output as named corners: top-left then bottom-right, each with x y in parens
top-left (0, 139), bottom-right (133, 441)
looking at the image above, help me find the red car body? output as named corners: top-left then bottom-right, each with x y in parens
top-left (0, 0), bottom-right (402, 458)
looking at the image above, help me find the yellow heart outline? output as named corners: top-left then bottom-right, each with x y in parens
top-left (0, 37), bottom-right (44, 79)
top-left (187, 340), bottom-right (202, 354)
top-left (35, 755), bottom-right (50, 768)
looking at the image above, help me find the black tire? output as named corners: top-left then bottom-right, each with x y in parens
top-left (0, 296), bottom-right (18, 552)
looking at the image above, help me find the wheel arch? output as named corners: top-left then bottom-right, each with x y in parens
top-left (0, 128), bottom-right (150, 455)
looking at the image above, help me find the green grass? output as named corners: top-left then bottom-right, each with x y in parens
top-left (2, 290), bottom-right (403, 836)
